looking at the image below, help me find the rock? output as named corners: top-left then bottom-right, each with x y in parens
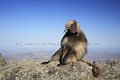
top-left (0, 53), bottom-right (7, 67)
top-left (0, 60), bottom-right (120, 80)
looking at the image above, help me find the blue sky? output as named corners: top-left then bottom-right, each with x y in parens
top-left (0, 0), bottom-right (120, 53)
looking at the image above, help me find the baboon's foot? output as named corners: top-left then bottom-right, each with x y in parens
top-left (41, 62), bottom-right (49, 64)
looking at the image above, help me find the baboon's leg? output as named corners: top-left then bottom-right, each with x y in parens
top-left (62, 49), bottom-right (74, 64)
top-left (58, 48), bottom-right (74, 66)
top-left (41, 48), bottom-right (62, 64)
top-left (59, 51), bottom-right (63, 64)
top-left (59, 46), bottom-right (64, 64)
top-left (51, 47), bottom-right (62, 58)
top-left (69, 54), bottom-right (77, 62)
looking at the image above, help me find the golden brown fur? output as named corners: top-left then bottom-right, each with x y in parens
top-left (41, 20), bottom-right (100, 77)
top-left (41, 20), bottom-right (87, 65)
top-left (59, 30), bottom-right (87, 64)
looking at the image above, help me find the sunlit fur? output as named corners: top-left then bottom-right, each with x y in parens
top-left (41, 20), bottom-right (88, 64)
top-left (65, 20), bottom-right (80, 35)
top-left (41, 20), bottom-right (100, 77)
top-left (60, 20), bottom-right (87, 63)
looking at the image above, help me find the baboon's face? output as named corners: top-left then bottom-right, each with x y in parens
top-left (69, 22), bottom-right (77, 33)
top-left (65, 21), bottom-right (77, 33)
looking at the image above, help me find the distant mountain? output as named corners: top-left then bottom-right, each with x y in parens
top-left (4, 52), bottom-right (51, 63)
top-left (2, 49), bottom-right (120, 63)
top-left (84, 51), bottom-right (120, 62)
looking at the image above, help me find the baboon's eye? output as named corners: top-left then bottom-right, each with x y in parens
top-left (71, 24), bottom-right (76, 28)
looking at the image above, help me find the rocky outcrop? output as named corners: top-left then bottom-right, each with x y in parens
top-left (0, 53), bottom-right (7, 67)
top-left (0, 60), bottom-right (120, 80)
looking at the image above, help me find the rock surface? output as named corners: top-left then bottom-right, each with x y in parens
top-left (0, 60), bottom-right (120, 80)
top-left (0, 53), bottom-right (7, 67)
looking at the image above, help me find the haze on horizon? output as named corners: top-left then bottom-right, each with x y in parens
top-left (0, 0), bottom-right (120, 54)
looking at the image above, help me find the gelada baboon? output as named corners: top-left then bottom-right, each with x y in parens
top-left (41, 20), bottom-right (87, 65)
top-left (41, 20), bottom-right (100, 77)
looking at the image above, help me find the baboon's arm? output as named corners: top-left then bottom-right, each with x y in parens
top-left (41, 48), bottom-right (62, 64)
top-left (51, 47), bottom-right (62, 58)
top-left (59, 48), bottom-right (74, 65)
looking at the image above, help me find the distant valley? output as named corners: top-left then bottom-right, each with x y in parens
top-left (1, 49), bottom-right (120, 63)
